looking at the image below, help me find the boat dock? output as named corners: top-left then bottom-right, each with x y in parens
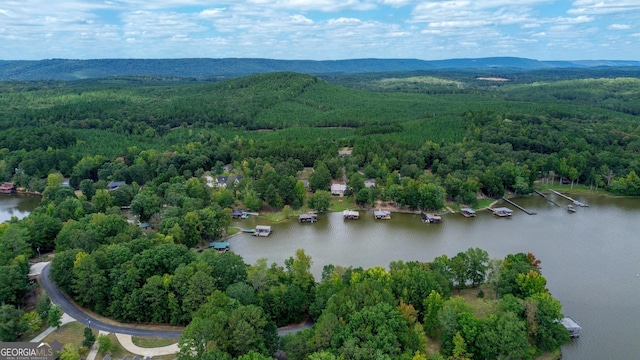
top-left (550, 189), bottom-right (589, 207)
top-left (561, 316), bottom-right (582, 338)
top-left (299, 214), bottom-right (318, 223)
top-left (421, 212), bottom-right (442, 223)
top-left (374, 210), bottom-right (391, 220)
top-left (491, 207), bottom-right (513, 217)
top-left (343, 210), bottom-right (360, 220)
top-left (534, 190), bottom-right (562, 206)
top-left (252, 225), bottom-right (272, 237)
top-left (501, 197), bottom-right (537, 215)
top-left (460, 208), bottom-right (476, 217)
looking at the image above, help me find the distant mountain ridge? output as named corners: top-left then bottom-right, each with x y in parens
top-left (1, 57), bottom-right (639, 81)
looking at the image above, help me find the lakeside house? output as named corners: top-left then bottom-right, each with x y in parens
top-left (364, 178), bottom-right (376, 188)
top-left (338, 148), bottom-right (352, 158)
top-left (214, 175), bottom-right (243, 188)
top-left (108, 180), bottom-right (126, 191)
top-left (138, 222), bottom-right (151, 231)
top-left (330, 183), bottom-right (347, 196)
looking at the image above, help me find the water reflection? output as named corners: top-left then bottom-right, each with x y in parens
top-left (0, 194), bottom-right (41, 223)
top-left (231, 194), bottom-right (640, 360)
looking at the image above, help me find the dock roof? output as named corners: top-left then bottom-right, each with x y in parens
top-left (210, 241), bottom-right (230, 249)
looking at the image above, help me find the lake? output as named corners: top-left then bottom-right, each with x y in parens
top-left (231, 193), bottom-right (640, 360)
top-left (0, 193), bottom-right (41, 223)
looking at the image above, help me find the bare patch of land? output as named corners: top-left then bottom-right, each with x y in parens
top-left (476, 77), bottom-right (510, 82)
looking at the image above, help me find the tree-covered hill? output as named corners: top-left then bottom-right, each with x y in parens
top-left (1, 71), bottom-right (640, 199)
top-left (2, 57), bottom-right (640, 81)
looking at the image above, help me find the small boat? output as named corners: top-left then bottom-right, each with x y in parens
top-left (567, 204), bottom-right (576, 213)
top-left (241, 228), bottom-right (256, 233)
top-left (421, 212), bottom-right (442, 223)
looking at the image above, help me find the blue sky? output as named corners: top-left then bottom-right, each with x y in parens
top-left (1, 0), bottom-right (639, 60)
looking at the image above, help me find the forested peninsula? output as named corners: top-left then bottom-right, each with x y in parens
top-left (1, 67), bottom-right (639, 359)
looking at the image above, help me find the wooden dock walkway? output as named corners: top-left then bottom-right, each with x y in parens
top-left (534, 190), bottom-right (561, 206)
top-left (550, 189), bottom-right (589, 207)
top-left (502, 197), bottom-right (537, 215)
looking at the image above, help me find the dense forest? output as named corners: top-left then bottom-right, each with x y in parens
top-left (1, 67), bottom-right (639, 358)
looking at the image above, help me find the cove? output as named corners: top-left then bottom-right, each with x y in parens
top-left (231, 194), bottom-right (640, 360)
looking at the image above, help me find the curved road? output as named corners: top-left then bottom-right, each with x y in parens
top-left (40, 263), bottom-right (183, 338)
top-left (40, 263), bottom-right (312, 338)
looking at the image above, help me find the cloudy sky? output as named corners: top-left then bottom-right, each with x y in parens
top-left (1, 0), bottom-right (639, 60)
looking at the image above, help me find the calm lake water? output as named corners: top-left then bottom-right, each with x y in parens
top-left (0, 193), bottom-right (41, 223)
top-left (231, 193), bottom-right (640, 360)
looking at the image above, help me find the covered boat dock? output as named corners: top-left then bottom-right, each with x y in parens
top-left (422, 213), bottom-right (442, 223)
top-left (491, 207), bottom-right (513, 217)
top-left (460, 208), bottom-right (476, 217)
top-left (299, 213), bottom-right (318, 223)
top-left (253, 225), bottom-right (272, 237)
top-left (343, 210), bottom-right (360, 220)
top-left (209, 241), bottom-right (230, 253)
top-left (561, 316), bottom-right (582, 338)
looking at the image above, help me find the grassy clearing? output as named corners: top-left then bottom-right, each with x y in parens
top-left (42, 322), bottom-right (94, 348)
top-left (329, 196), bottom-right (357, 211)
top-left (535, 349), bottom-right (562, 360)
top-left (475, 198), bottom-right (496, 209)
top-left (456, 285), bottom-right (498, 319)
top-left (131, 336), bottom-right (178, 348)
top-left (375, 76), bottom-right (464, 88)
top-left (535, 183), bottom-right (615, 197)
top-left (97, 334), bottom-right (135, 359)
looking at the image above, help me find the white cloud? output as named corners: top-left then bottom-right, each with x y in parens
top-left (199, 8), bottom-right (226, 19)
top-left (428, 20), bottom-right (493, 28)
top-left (245, 0), bottom-right (378, 12)
top-left (608, 24), bottom-right (631, 30)
top-left (0, 0), bottom-right (638, 60)
top-left (558, 15), bottom-right (594, 24)
top-left (569, 0), bottom-right (640, 15)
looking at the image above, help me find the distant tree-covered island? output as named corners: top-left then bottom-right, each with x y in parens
top-left (1, 68), bottom-right (638, 358)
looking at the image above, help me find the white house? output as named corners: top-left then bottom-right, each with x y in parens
top-left (331, 183), bottom-right (347, 196)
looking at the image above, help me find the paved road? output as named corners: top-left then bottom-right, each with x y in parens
top-left (277, 317), bottom-right (314, 336)
top-left (40, 263), bottom-right (183, 339)
top-left (40, 262), bottom-right (312, 338)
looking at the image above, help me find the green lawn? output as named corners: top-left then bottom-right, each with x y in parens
top-left (131, 336), bottom-right (178, 348)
